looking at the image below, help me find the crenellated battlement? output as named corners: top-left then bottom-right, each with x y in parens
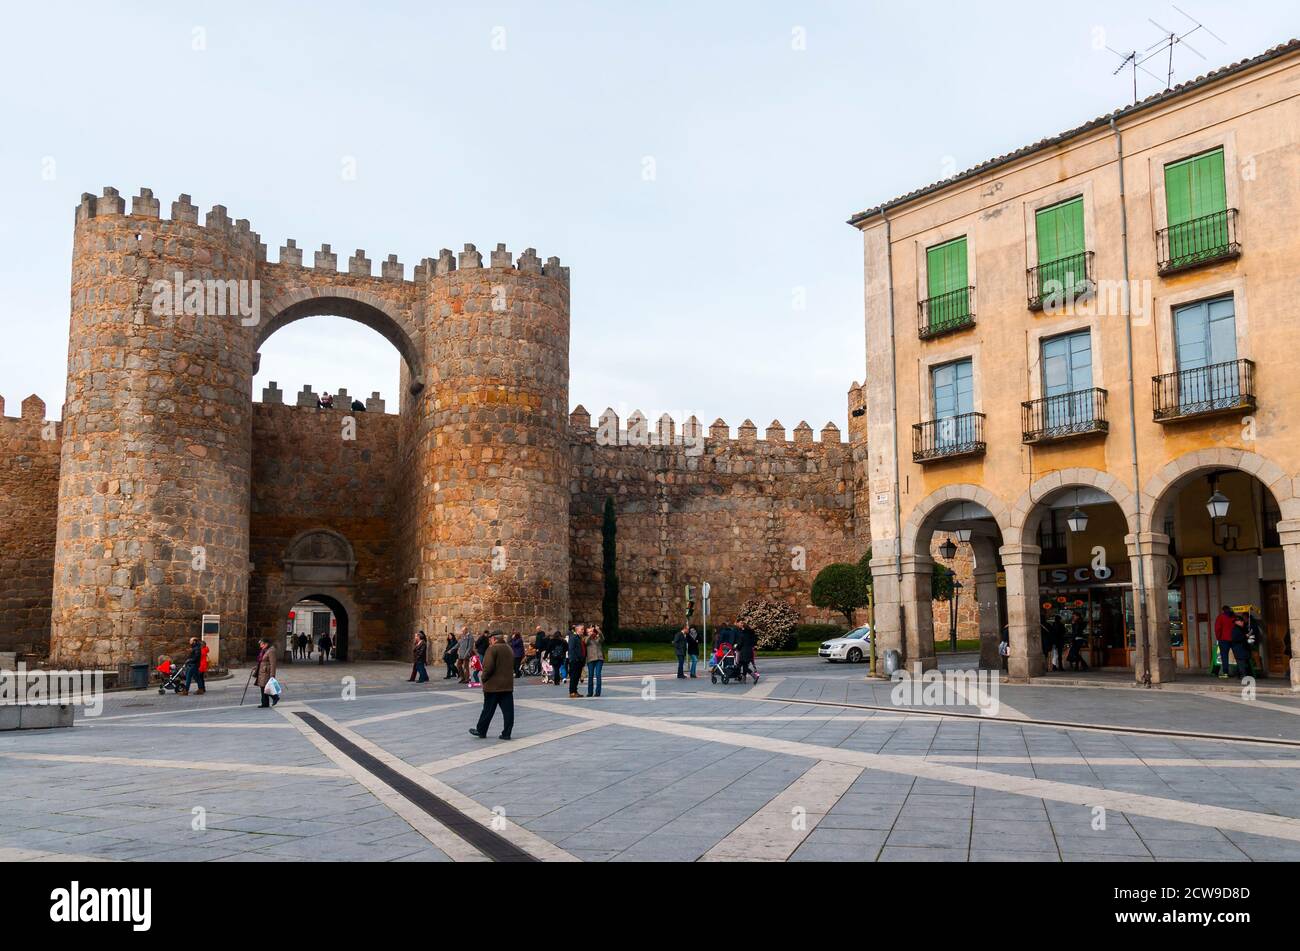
top-left (74, 186), bottom-right (569, 288)
top-left (568, 404), bottom-right (845, 455)
top-left (255, 381), bottom-right (393, 415)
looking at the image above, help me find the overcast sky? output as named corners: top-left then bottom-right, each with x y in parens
top-left (1, 1), bottom-right (1294, 430)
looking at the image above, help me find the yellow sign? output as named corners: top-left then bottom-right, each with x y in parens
top-left (1182, 557), bottom-right (1217, 576)
top-left (996, 571), bottom-right (1006, 588)
top-left (1231, 604), bottom-right (1256, 615)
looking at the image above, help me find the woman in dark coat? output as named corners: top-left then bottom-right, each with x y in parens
top-left (409, 630), bottom-right (429, 683)
top-left (510, 633), bottom-right (525, 677)
top-left (254, 637), bottom-right (279, 708)
top-left (443, 633), bottom-right (459, 679)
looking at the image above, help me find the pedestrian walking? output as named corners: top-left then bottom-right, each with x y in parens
top-left (510, 632), bottom-right (525, 677)
top-left (469, 632), bottom-right (515, 740)
top-left (317, 630), bottom-right (331, 664)
top-left (457, 626), bottom-right (473, 683)
top-left (1230, 611), bottom-right (1255, 680)
top-left (736, 621), bottom-right (758, 683)
top-left (409, 630), bottom-right (429, 683)
top-left (585, 624), bottom-right (605, 697)
top-left (549, 630), bottom-right (567, 685)
top-left (442, 632), bottom-right (459, 679)
top-left (254, 637), bottom-right (279, 709)
top-left (1067, 611), bottom-right (1089, 671)
top-left (1214, 605), bottom-right (1237, 678)
top-left (567, 624), bottom-right (587, 698)
top-left (179, 636), bottom-right (206, 695)
top-left (686, 625), bottom-right (700, 679)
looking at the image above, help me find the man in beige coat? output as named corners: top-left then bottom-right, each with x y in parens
top-left (468, 631), bottom-right (515, 740)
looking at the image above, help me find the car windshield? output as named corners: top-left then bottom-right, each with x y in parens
top-left (846, 629), bottom-right (869, 640)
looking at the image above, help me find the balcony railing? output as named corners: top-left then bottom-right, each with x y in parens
top-left (913, 412), bottom-right (986, 463)
top-left (1022, 388), bottom-right (1109, 444)
top-left (1026, 251), bottom-right (1094, 311)
top-left (1152, 358), bottom-right (1255, 422)
top-left (918, 286), bottom-right (975, 340)
top-left (1156, 208), bottom-right (1240, 275)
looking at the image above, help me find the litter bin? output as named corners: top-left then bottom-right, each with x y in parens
top-left (882, 649), bottom-right (902, 678)
top-left (129, 662), bottom-right (150, 690)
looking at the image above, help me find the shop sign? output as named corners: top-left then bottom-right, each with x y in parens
top-left (1040, 565), bottom-right (1114, 585)
top-left (1182, 556), bottom-right (1217, 576)
top-left (995, 571), bottom-right (1006, 588)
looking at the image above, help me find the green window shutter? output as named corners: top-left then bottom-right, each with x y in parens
top-left (1164, 148), bottom-right (1226, 224)
top-left (1036, 198), bottom-right (1084, 264)
top-left (925, 237), bottom-right (969, 328)
top-left (1163, 148), bottom-right (1229, 266)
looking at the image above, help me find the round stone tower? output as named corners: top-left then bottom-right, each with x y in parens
top-left (51, 187), bottom-right (260, 667)
top-left (417, 244), bottom-right (571, 634)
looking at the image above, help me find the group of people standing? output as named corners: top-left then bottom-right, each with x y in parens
top-left (292, 630), bottom-right (335, 664)
top-left (531, 624), bottom-right (606, 698)
top-left (1214, 604), bottom-right (1261, 680)
top-left (1039, 612), bottom-right (1090, 672)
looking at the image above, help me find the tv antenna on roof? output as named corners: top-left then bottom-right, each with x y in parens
top-left (1107, 5), bottom-right (1226, 105)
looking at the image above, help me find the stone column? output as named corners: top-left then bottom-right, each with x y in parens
top-left (900, 554), bottom-right (937, 672)
top-left (867, 551), bottom-right (902, 668)
top-left (999, 543), bottom-right (1042, 681)
top-left (1126, 531), bottom-right (1175, 684)
top-left (1277, 520), bottom-right (1300, 691)
top-left (970, 536), bottom-right (1002, 670)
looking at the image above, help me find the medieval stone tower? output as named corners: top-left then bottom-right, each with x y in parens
top-left (49, 186), bottom-right (570, 667)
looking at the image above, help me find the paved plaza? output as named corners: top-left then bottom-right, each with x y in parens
top-left (4, 657), bottom-right (1300, 862)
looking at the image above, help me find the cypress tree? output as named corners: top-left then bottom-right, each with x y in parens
top-left (601, 496), bottom-right (620, 637)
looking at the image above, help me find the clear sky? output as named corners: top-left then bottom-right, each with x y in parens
top-left (0, 1), bottom-right (1294, 430)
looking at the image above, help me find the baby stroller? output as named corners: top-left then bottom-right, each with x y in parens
top-left (157, 663), bottom-right (188, 696)
top-left (710, 642), bottom-right (739, 685)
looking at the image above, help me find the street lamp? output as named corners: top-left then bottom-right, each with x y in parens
top-left (939, 537), bottom-right (958, 561)
top-left (955, 526), bottom-right (972, 543)
top-left (1206, 490), bottom-right (1230, 520)
top-left (1067, 507), bottom-right (1089, 533)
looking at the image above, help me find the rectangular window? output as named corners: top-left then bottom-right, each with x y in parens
top-left (931, 358), bottom-right (974, 449)
top-left (1174, 295), bottom-right (1238, 406)
top-left (1164, 148), bottom-right (1229, 265)
top-left (1034, 198), bottom-right (1087, 300)
top-left (1040, 330), bottom-right (1093, 432)
top-left (925, 237), bottom-right (970, 329)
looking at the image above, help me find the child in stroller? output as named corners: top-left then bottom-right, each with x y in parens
top-left (156, 655), bottom-right (187, 695)
top-left (710, 642), bottom-right (739, 684)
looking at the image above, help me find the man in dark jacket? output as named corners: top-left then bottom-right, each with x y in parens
top-left (736, 622), bottom-right (757, 683)
top-left (567, 625), bottom-right (586, 698)
top-left (673, 626), bottom-right (689, 678)
top-left (181, 637), bottom-right (206, 695)
top-left (469, 632), bottom-right (516, 740)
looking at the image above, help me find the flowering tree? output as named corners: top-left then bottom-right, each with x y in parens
top-left (736, 597), bottom-right (800, 651)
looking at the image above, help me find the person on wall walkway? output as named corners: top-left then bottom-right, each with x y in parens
top-left (469, 632), bottom-right (515, 740)
top-left (567, 624), bottom-right (587, 698)
top-left (409, 630), bottom-right (429, 683)
top-left (255, 637), bottom-right (279, 709)
top-left (585, 624), bottom-right (605, 697)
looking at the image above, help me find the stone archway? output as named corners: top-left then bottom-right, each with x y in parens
top-left (278, 590), bottom-right (359, 662)
top-left (1007, 468), bottom-right (1146, 681)
top-left (887, 484), bottom-right (1013, 671)
top-left (256, 286), bottom-right (425, 393)
top-left (1142, 448), bottom-right (1300, 688)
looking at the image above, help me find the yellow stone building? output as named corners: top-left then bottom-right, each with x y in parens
top-left (849, 40), bottom-right (1300, 687)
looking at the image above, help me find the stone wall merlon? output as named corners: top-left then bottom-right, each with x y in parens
top-left (568, 408), bottom-right (845, 448)
top-left (256, 387), bottom-right (394, 415)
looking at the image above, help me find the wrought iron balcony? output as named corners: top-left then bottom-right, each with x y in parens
top-left (918, 286), bottom-right (975, 340)
top-left (1022, 388), bottom-right (1108, 444)
top-left (1156, 209), bottom-right (1240, 275)
top-left (1026, 251), bottom-right (1094, 311)
top-left (913, 412), bottom-right (986, 463)
top-left (1152, 358), bottom-right (1255, 422)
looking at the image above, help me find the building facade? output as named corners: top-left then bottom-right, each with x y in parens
top-left (850, 41), bottom-right (1300, 687)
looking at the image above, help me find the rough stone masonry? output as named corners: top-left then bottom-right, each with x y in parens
top-left (0, 187), bottom-right (976, 666)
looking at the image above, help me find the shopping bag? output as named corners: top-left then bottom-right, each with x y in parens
top-left (264, 676), bottom-right (283, 696)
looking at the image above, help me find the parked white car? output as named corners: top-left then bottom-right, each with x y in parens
top-left (818, 626), bottom-right (873, 663)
